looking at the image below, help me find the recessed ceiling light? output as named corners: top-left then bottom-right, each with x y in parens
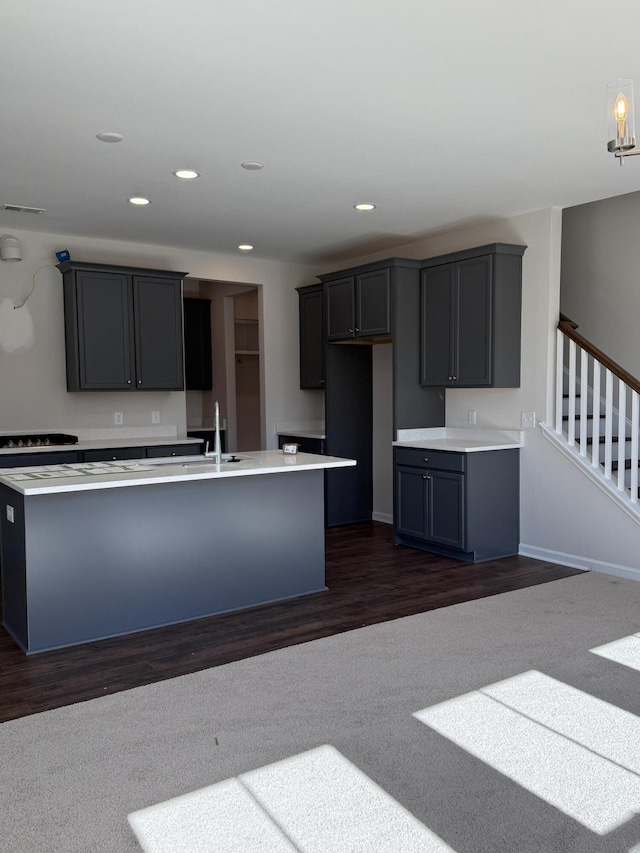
top-left (96, 132), bottom-right (124, 143)
top-left (354, 203), bottom-right (376, 211)
top-left (241, 161), bottom-right (264, 171)
top-left (128, 196), bottom-right (151, 206)
top-left (173, 169), bottom-right (201, 180)
top-left (238, 244), bottom-right (254, 252)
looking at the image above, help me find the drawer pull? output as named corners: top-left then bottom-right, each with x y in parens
top-left (423, 457), bottom-right (429, 462)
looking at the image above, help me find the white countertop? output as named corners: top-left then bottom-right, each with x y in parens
top-left (393, 427), bottom-right (524, 453)
top-left (278, 431), bottom-right (326, 440)
top-left (0, 450), bottom-right (356, 496)
top-left (275, 421), bottom-right (326, 440)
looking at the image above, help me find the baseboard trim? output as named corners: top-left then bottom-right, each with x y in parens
top-left (372, 511), bottom-right (393, 525)
top-left (519, 544), bottom-right (640, 582)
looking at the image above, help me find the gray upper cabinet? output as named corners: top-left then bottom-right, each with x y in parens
top-left (59, 261), bottom-right (187, 391)
top-left (296, 283), bottom-right (325, 388)
top-left (420, 243), bottom-right (526, 388)
top-left (324, 268), bottom-right (391, 340)
top-left (183, 297), bottom-right (213, 391)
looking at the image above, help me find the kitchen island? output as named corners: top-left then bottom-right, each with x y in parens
top-left (0, 451), bottom-right (355, 654)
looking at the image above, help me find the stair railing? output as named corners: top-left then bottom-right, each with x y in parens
top-left (555, 315), bottom-right (640, 504)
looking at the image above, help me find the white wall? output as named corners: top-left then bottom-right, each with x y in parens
top-left (0, 227), bottom-right (322, 448)
top-left (561, 190), bottom-right (640, 377)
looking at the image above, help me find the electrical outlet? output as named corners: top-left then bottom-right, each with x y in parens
top-left (6, 505), bottom-right (14, 523)
top-left (468, 410), bottom-right (477, 425)
top-left (114, 411), bottom-right (124, 426)
top-left (151, 410), bottom-right (160, 424)
top-left (521, 411), bottom-right (536, 429)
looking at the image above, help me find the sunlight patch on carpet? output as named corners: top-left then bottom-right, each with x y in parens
top-left (590, 634), bottom-right (640, 672)
top-left (128, 744), bottom-right (456, 853)
top-left (414, 670), bottom-right (640, 835)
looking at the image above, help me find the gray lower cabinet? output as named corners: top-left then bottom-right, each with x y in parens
top-left (0, 451), bottom-right (81, 468)
top-left (0, 443), bottom-right (202, 468)
top-left (393, 446), bottom-right (519, 562)
top-left (420, 243), bottom-right (526, 388)
top-left (85, 444), bottom-right (201, 462)
top-left (83, 447), bottom-right (145, 462)
top-left (395, 462), bottom-right (464, 550)
top-left (59, 261), bottom-right (187, 391)
top-left (145, 443), bottom-right (202, 458)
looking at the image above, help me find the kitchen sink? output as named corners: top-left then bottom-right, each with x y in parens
top-left (181, 454), bottom-right (255, 467)
top-left (142, 454), bottom-right (254, 467)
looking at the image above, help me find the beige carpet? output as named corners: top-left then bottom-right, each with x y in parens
top-left (2, 571), bottom-right (640, 853)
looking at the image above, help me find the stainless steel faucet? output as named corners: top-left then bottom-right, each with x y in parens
top-left (204, 400), bottom-right (223, 463)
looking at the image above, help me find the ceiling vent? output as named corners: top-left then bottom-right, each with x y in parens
top-left (1, 204), bottom-right (46, 214)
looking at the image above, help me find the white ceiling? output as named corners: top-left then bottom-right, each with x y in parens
top-left (3, 0), bottom-right (640, 266)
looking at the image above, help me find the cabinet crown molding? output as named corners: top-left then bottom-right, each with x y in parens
top-left (420, 243), bottom-right (526, 270)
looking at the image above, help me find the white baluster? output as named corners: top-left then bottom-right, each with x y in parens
top-left (579, 348), bottom-right (588, 457)
top-left (604, 369), bottom-right (614, 479)
top-left (631, 391), bottom-right (639, 503)
top-left (555, 329), bottom-right (564, 435)
top-left (568, 340), bottom-right (577, 446)
top-left (591, 360), bottom-right (601, 468)
top-left (617, 378), bottom-right (627, 491)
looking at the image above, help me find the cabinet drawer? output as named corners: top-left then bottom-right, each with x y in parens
top-left (394, 446), bottom-right (465, 472)
top-left (0, 451), bottom-right (81, 468)
top-left (146, 444), bottom-right (201, 458)
top-left (83, 447), bottom-right (144, 462)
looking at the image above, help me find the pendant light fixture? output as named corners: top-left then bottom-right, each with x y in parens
top-left (607, 78), bottom-right (638, 164)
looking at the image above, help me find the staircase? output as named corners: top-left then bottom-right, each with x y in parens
top-left (541, 315), bottom-right (640, 523)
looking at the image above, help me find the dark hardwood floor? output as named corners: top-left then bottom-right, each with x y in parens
top-left (0, 522), bottom-right (583, 723)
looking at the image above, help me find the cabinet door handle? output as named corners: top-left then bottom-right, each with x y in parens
top-left (348, 328), bottom-right (353, 333)
top-left (355, 327), bottom-right (360, 332)
top-left (452, 375), bottom-right (457, 381)
top-left (422, 474), bottom-right (431, 480)
top-left (137, 379), bottom-right (142, 384)
top-left (127, 379), bottom-right (132, 384)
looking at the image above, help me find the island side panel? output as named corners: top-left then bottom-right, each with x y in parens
top-left (22, 469), bottom-right (326, 653)
top-left (0, 485), bottom-right (28, 650)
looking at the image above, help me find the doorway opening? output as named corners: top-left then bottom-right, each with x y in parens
top-left (183, 278), bottom-right (264, 453)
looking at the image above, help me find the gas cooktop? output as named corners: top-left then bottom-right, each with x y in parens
top-left (0, 433), bottom-right (78, 449)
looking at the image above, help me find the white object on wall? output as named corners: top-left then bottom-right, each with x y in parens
top-left (0, 297), bottom-right (34, 352)
top-left (0, 235), bottom-right (22, 262)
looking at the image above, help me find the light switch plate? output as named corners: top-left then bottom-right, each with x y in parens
top-left (521, 411), bottom-right (536, 429)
